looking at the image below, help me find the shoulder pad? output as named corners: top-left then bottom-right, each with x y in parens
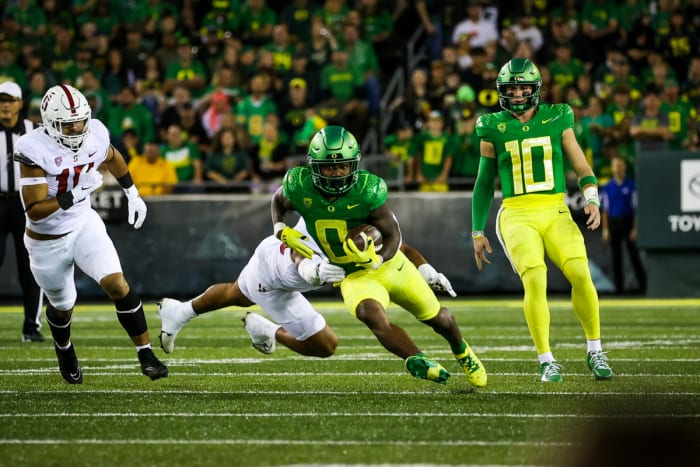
top-left (12, 151), bottom-right (38, 166)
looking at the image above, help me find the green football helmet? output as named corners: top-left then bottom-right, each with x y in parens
top-left (496, 58), bottom-right (542, 113)
top-left (307, 126), bottom-right (361, 196)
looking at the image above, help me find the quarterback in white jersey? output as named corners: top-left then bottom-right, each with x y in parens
top-left (16, 84), bottom-right (168, 384)
top-left (158, 218), bottom-right (457, 357)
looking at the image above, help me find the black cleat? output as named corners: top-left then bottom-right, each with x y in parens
top-left (22, 330), bottom-right (46, 342)
top-left (54, 343), bottom-right (83, 384)
top-left (138, 348), bottom-right (169, 381)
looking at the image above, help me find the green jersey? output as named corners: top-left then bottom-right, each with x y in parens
top-left (283, 166), bottom-right (388, 273)
top-left (475, 103), bottom-right (574, 198)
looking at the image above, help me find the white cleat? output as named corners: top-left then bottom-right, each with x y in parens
top-left (242, 312), bottom-right (280, 354)
top-left (158, 298), bottom-right (195, 354)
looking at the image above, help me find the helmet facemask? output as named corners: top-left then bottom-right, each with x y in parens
top-left (41, 84), bottom-right (92, 151)
top-left (496, 58), bottom-right (542, 113)
top-left (307, 126), bottom-right (361, 196)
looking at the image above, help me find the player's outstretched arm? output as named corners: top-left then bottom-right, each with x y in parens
top-left (471, 141), bottom-right (497, 270)
top-left (271, 186), bottom-right (314, 259)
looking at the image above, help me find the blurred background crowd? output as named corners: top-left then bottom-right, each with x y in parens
top-left (1, 0), bottom-right (699, 194)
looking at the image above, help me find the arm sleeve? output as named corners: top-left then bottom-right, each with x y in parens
top-left (471, 156), bottom-right (497, 231)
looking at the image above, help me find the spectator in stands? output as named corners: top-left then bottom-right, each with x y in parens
top-left (163, 36), bottom-right (208, 98)
top-left (319, 0), bottom-right (350, 40)
top-left (318, 47), bottom-right (369, 140)
top-left (205, 127), bottom-right (255, 192)
top-left (509, 11), bottom-right (544, 55)
top-left (581, 95), bottom-right (615, 178)
top-left (81, 69), bottom-right (112, 123)
top-left (415, 0), bottom-right (446, 61)
top-left (161, 123), bottom-right (204, 191)
top-left (239, 0), bottom-right (277, 47)
top-left (629, 85), bottom-right (673, 155)
top-left (108, 86), bottom-right (157, 150)
top-left (357, 0), bottom-right (397, 77)
top-left (177, 101), bottom-right (212, 156)
top-left (135, 53), bottom-right (166, 124)
top-left (341, 20), bottom-right (381, 122)
top-left (548, 41), bottom-right (585, 92)
top-left (159, 84), bottom-right (192, 140)
top-left (660, 77), bottom-right (693, 151)
top-left (305, 16), bottom-right (337, 85)
top-left (383, 120), bottom-right (416, 189)
top-left (3, 0), bottom-right (47, 43)
top-left (279, 77), bottom-right (319, 154)
top-left (581, 0), bottom-right (620, 57)
top-left (0, 41), bottom-right (26, 90)
top-left (414, 110), bottom-right (453, 192)
top-left (279, 0), bottom-right (319, 46)
top-left (451, 0), bottom-right (498, 52)
top-left (601, 156), bottom-right (646, 295)
top-left (200, 90), bottom-right (232, 139)
top-left (660, 8), bottom-right (697, 82)
top-left (236, 73), bottom-right (279, 146)
top-left (262, 23), bottom-right (295, 77)
top-left (101, 49), bottom-right (130, 101)
top-left (23, 49), bottom-right (58, 90)
top-left (128, 141), bottom-right (178, 196)
top-left (249, 116), bottom-right (289, 194)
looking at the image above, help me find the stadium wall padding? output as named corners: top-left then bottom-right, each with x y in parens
top-left (1, 189), bottom-right (668, 300)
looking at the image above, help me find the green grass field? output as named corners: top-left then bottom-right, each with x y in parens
top-left (1, 298), bottom-right (699, 466)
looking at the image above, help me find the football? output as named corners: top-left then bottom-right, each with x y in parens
top-left (347, 224), bottom-right (383, 252)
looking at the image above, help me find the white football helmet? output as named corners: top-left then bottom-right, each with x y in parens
top-left (40, 84), bottom-right (91, 151)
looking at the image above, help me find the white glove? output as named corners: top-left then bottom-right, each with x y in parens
top-left (297, 258), bottom-right (346, 286)
top-left (66, 169), bottom-right (102, 205)
top-left (418, 263), bottom-right (457, 297)
top-left (124, 185), bottom-right (147, 229)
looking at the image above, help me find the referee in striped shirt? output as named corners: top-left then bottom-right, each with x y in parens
top-left (0, 81), bottom-right (44, 342)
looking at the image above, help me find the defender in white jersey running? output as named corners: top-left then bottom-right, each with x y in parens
top-left (158, 219), bottom-right (457, 357)
top-left (15, 84), bottom-right (168, 384)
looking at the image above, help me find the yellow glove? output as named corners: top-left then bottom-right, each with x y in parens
top-left (280, 226), bottom-right (314, 259)
top-left (343, 237), bottom-right (383, 269)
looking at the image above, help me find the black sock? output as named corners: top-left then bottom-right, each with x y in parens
top-left (46, 303), bottom-right (72, 346)
top-left (115, 289), bottom-right (148, 337)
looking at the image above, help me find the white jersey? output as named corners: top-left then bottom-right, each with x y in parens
top-left (15, 119), bottom-right (110, 235)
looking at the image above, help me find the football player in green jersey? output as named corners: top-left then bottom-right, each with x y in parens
top-left (271, 125), bottom-right (487, 387)
top-left (471, 58), bottom-right (613, 383)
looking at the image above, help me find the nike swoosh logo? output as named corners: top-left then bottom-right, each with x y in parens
top-left (358, 259), bottom-right (373, 264)
top-left (558, 210), bottom-right (567, 214)
top-left (88, 151), bottom-right (96, 158)
top-left (81, 186), bottom-right (91, 191)
top-left (397, 263), bottom-right (404, 271)
top-left (347, 204), bottom-right (360, 209)
top-left (542, 116), bottom-right (561, 124)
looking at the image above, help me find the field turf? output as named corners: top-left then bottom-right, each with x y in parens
top-left (1, 298), bottom-right (699, 466)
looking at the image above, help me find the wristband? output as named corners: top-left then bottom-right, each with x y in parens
top-left (583, 186), bottom-right (600, 207)
top-left (273, 222), bottom-right (286, 237)
top-left (117, 172), bottom-right (134, 189)
top-left (56, 191), bottom-right (74, 210)
top-left (471, 230), bottom-right (485, 239)
top-left (578, 175), bottom-right (598, 189)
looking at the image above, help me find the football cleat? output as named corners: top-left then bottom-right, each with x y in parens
top-left (454, 341), bottom-right (487, 388)
top-left (242, 312), bottom-right (280, 354)
top-left (405, 353), bottom-right (450, 385)
top-left (55, 343), bottom-right (83, 384)
top-left (540, 361), bottom-right (563, 382)
top-left (138, 348), bottom-right (169, 381)
top-left (587, 350), bottom-right (613, 380)
top-left (22, 330), bottom-right (46, 342)
top-left (157, 298), bottom-right (195, 354)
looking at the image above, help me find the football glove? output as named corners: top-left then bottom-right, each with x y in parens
top-left (56, 169), bottom-right (102, 210)
top-left (343, 237), bottom-right (383, 270)
top-left (279, 226), bottom-right (314, 259)
top-left (124, 185), bottom-right (147, 229)
top-left (298, 258), bottom-right (346, 286)
top-left (418, 263), bottom-right (457, 297)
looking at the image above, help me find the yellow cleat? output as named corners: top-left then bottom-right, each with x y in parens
top-left (455, 342), bottom-right (487, 388)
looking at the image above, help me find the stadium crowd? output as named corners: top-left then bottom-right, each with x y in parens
top-left (1, 0), bottom-right (699, 194)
